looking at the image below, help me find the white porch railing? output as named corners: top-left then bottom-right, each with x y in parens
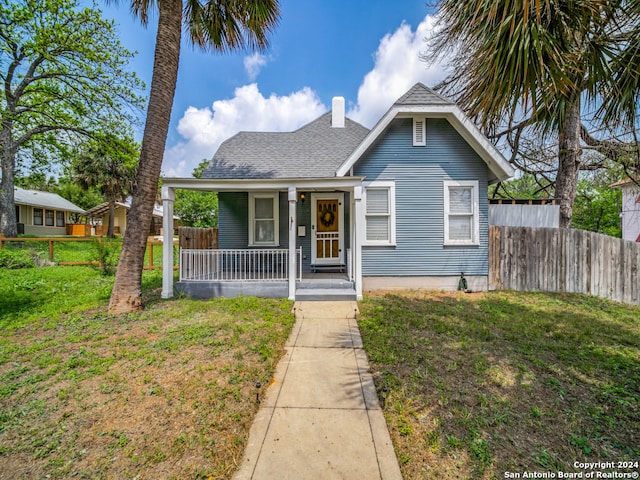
top-left (180, 248), bottom-right (302, 282)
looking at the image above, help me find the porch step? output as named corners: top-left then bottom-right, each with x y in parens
top-left (295, 288), bottom-right (357, 301)
top-left (297, 279), bottom-right (354, 290)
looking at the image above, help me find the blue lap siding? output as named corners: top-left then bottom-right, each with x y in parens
top-left (218, 192), bottom-right (289, 251)
top-left (354, 117), bottom-right (489, 276)
top-left (218, 191), bottom-right (350, 274)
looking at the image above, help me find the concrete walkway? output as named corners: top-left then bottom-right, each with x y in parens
top-left (233, 301), bottom-right (403, 480)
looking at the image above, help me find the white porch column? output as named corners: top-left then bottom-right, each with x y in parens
top-left (161, 185), bottom-right (175, 299)
top-left (288, 186), bottom-right (297, 300)
top-left (353, 186), bottom-right (364, 300)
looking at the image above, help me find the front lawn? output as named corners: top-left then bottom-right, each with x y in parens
top-left (3, 265), bottom-right (638, 479)
top-left (358, 290), bottom-right (640, 479)
top-left (0, 266), bottom-right (295, 479)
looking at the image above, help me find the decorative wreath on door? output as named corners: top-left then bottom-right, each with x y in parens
top-left (319, 205), bottom-right (336, 227)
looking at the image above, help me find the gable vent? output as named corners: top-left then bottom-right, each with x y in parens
top-left (413, 117), bottom-right (426, 146)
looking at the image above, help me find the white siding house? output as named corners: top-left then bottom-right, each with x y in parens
top-left (612, 179), bottom-right (640, 242)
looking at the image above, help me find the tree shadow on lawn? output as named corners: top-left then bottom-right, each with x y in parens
top-left (358, 290), bottom-right (640, 479)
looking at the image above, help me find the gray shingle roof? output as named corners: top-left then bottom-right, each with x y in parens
top-left (202, 112), bottom-right (369, 179)
top-left (14, 187), bottom-right (85, 213)
top-left (394, 82), bottom-right (453, 106)
top-left (201, 83), bottom-right (459, 180)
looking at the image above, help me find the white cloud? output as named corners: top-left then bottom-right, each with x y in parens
top-left (162, 84), bottom-right (326, 177)
top-left (162, 13), bottom-right (450, 177)
top-left (348, 14), bottom-right (449, 128)
top-left (244, 53), bottom-right (267, 81)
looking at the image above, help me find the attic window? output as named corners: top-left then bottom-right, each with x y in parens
top-left (413, 118), bottom-right (426, 146)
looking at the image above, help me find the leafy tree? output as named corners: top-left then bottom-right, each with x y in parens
top-left (491, 170), bottom-right (623, 237)
top-left (73, 135), bottom-right (138, 237)
top-left (490, 173), bottom-right (553, 200)
top-left (174, 159), bottom-right (218, 228)
top-left (53, 177), bottom-right (104, 215)
top-left (0, 0), bottom-right (144, 237)
top-left (427, 0), bottom-right (639, 228)
top-left (14, 173), bottom-right (57, 192)
top-left (572, 179), bottom-right (622, 237)
top-left (108, 0), bottom-right (280, 314)
top-left (174, 191), bottom-right (218, 228)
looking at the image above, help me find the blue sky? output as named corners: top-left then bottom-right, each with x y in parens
top-left (99, 0), bottom-right (449, 177)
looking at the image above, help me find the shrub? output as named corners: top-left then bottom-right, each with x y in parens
top-left (0, 248), bottom-right (36, 269)
top-left (90, 239), bottom-right (120, 276)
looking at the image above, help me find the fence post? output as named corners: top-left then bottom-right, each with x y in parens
top-left (148, 242), bottom-right (154, 268)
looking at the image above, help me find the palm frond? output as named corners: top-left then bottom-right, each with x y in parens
top-left (184, 0), bottom-right (279, 52)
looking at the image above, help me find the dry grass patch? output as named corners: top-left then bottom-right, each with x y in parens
top-left (0, 281), bottom-right (294, 479)
top-left (358, 290), bottom-right (639, 479)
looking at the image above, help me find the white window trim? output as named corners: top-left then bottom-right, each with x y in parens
top-left (363, 180), bottom-right (396, 246)
top-left (413, 117), bottom-right (426, 146)
top-left (248, 192), bottom-right (280, 246)
top-left (443, 180), bottom-right (480, 246)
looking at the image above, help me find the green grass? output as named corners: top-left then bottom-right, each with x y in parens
top-left (4, 263), bottom-right (637, 479)
top-left (358, 290), bottom-right (640, 479)
top-left (1, 238), bottom-right (175, 267)
top-left (0, 265), bottom-right (295, 479)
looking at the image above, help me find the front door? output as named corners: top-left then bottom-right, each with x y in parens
top-left (311, 193), bottom-right (344, 266)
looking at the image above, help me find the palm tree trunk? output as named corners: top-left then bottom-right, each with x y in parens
top-left (556, 99), bottom-right (582, 229)
top-left (108, 0), bottom-right (182, 314)
top-left (107, 200), bottom-right (116, 238)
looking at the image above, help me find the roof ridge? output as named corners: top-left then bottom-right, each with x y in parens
top-left (394, 82), bottom-right (453, 106)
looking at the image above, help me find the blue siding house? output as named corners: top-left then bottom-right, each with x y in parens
top-left (159, 83), bottom-right (514, 300)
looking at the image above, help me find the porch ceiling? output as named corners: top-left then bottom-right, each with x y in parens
top-left (160, 176), bottom-right (365, 192)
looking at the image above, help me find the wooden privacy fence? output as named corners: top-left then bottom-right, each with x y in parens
top-left (489, 226), bottom-right (640, 305)
top-left (178, 227), bottom-right (218, 250)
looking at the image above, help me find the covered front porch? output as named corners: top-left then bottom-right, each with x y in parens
top-left (160, 177), bottom-right (365, 301)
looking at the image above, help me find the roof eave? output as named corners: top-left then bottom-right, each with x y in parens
top-left (610, 178), bottom-right (639, 189)
top-left (15, 199), bottom-right (86, 214)
top-left (336, 105), bottom-right (515, 183)
top-left (161, 176), bottom-right (366, 193)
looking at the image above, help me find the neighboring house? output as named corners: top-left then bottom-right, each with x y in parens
top-left (611, 178), bottom-right (640, 242)
top-left (86, 199), bottom-right (176, 236)
top-left (14, 187), bottom-right (86, 236)
top-left (159, 83), bottom-right (514, 301)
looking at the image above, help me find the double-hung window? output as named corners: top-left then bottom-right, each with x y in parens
top-left (249, 192), bottom-right (279, 246)
top-left (363, 181), bottom-right (396, 245)
top-left (56, 211), bottom-right (65, 227)
top-left (33, 208), bottom-right (43, 226)
top-left (45, 210), bottom-right (55, 226)
top-left (444, 180), bottom-right (479, 245)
